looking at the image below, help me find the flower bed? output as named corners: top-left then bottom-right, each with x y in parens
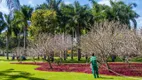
top-left (12, 62), bottom-right (142, 77)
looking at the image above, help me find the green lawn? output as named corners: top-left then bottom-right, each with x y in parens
top-left (1, 56), bottom-right (142, 63)
top-left (0, 62), bottom-right (141, 80)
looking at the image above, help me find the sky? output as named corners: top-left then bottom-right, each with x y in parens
top-left (0, 0), bottom-right (142, 28)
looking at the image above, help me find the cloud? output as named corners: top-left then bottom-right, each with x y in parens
top-left (98, 0), bottom-right (122, 6)
top-left (0, 0), bottom-right (9, 14)
top-left (64, 1), bottom-right (71, 5)
top-left (28, 0), bottom-right (34, 6)
top-left (98, 0), bottom-right (111, 6)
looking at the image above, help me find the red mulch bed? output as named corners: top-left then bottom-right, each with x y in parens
top-left (12, 62), bottom-right (142, 77)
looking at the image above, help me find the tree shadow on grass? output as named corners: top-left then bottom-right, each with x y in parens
top-left (0, 69), bottom-right (46, 80)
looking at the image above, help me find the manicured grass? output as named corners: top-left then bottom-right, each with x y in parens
top-left (0, 62), bottom-right (141, 80)
top-left (0, 56), bottom-right (142, 63)
top-left (0, 56), bottom-right (88, 63)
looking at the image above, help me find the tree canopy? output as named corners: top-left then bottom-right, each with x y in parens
top-left (0, 0), bottom-right (140, 61)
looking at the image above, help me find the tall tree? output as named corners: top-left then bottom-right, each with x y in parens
top-left (0, 13), bottom-right (20, 60)
top-left (90, 0), bottom-right (139, 29)
top-left (36, 0), bottom-right (62, 11)
top-left (91, 1), bottom-right (110, 22)
top-left (36, 0), bottom-right (63, 34)
top-left (15, 5), bottom-right (33, 54)
top-left (30, 9), bottom-right (57, 36)
top-left (60, 1), bottom-right (93, 61)
top-left (109, 0), bottom-right (139, 29)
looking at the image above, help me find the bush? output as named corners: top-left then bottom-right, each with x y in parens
top-left (130, 57), bottom-right (142, 62)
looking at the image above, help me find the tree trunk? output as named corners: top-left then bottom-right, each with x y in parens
top-left (71, 49), bottom-right (74, 60)
top-left (23, 26), bottom-right (27, 56)
top-left (17, 33), bottom-right (21, 48)
top-left (37, 55), bottom-right (40, 60)
top-left (125, 56), bottom-right (131, 68)
top-left (63, 51), bottom-right (67, 61)
top-left (71, 32), bottom-right (74, 60)
top-left (102, 58), bottom-right (111, 72)
top-left (76, 26), bottom-right (81, 61)
top-left (58, 51), bottom-right (63, 65)
top-left (48, 55), bottom-right (53, 69)
top-left (105, 61), bottom-right (111, 70)
top-left (63, 32), bottom-right (67, 61)
top-left (78, 49), bottom-right (81, 61)
top-left (50, 52), bottom-right (54, 62)
top-left (85, 54), bottom-right (88, 62)
top-left (6, 36), bottom-right (9, 60)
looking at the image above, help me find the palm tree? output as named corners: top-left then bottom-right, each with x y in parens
top-left (36, 0), bottom-right (63, 32)
top-left (0, 13), bottom-right (20, 60)
top-left (60, 1), bottom-right (93, 61)
top-left (109, 0), bottom-right (139, 29)
top-left (15, 5), bottom-right (33, 55)
top-left (36, 0), bottom-right (62, 11)
top-left (36, 3), bottom-right (48, 10)
top-left (90, 0), bottom-right (139, 29)
top-left (91, 1), bottom-right (110, 22)
top-left (36, 0), bottom-right (63, 26)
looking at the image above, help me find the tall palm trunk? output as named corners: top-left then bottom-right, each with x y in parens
top-left (17, 33), bottom-right (21, 48)
top-left (23, 26), bottom-right (27, 56)
top-left (6, 35), bottom-right (9, 60)
top-left (59, 51), bottom-right (63, 65)
top-left (71, 35), bottom-right (74, 60)
top-left (76, 25), bottom-right (81, 61)
top-left (71, 29), bottom-right (74, 60)
top-left (63, 32), bottom-right (67, 61)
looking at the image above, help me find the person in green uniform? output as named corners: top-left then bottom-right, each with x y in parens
top-left (90, 53), bottom-right (99, 78)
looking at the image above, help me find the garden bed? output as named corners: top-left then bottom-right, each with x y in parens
top-left (12, 62), bottom-right (142, 77)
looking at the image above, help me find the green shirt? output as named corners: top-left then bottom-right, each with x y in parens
top-left (90, 56), bottom-right (97, 66)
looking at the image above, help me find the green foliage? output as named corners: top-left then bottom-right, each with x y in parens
top-left (55, 57), bottom-right (88, 63)
top-left (107, 57), bottom-right (123, 62)
top-left (59, 1), bottom-right (94, 36)
top-left (91, 1), bottom-right (110, 22)
top-left (30, 9), bottom-right (57, 36)
top-left (91, 0), bottom-right (139, 29)
top-left (15, 5), bottom-right (33, 27)
top-left (36, 0), bottom-right (62, 11)
top-left (131, 57), bottom-right (142, 62)
top-left (0, 56), bottom-right (142, 63)
top-left (0, 13), bottom-right (22, 49)
top-left (0, 0), bottom-right (140, 61)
